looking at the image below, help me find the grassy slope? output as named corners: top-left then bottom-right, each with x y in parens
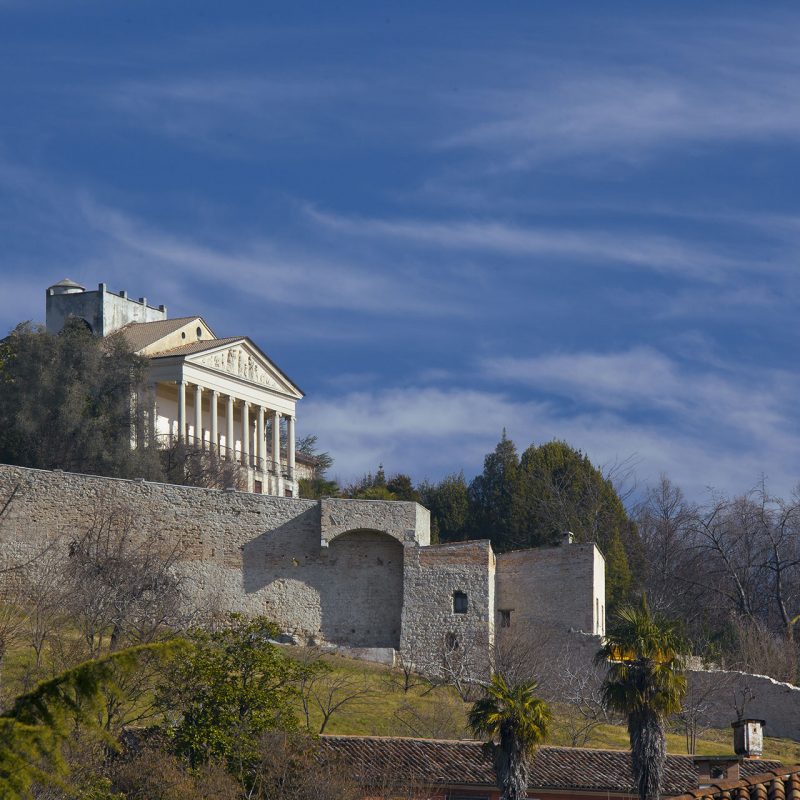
top-left (5, 626), bottom-right (799, 764)
top-left (302, 652), bottom-right (800, 764)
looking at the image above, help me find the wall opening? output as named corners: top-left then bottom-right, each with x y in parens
top-left (499, 609), bottom-right (512, 628)
top-left (453, 590), bottom-right (468, 614)
top-left (321, 530), bottom-right (403, 648)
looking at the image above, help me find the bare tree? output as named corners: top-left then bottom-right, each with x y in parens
top-left (62, 500), bottom-right (188, 658)
top-left (247, 732), bottom-right (362, 800)
top-left (421, 629), bottom-right (488, 701)
top-left (386, 636), bottom-right (431, 694)
top-left (673, 672), bottom-right (732, 754)
top-left (392, 693), bottom-right (468, 739)
top-left (19, 551), bottom-right (69, 670)
top-left (546, 646), bottom-right (613, 747)
top-left (159, 438), bottom-right (247, 490)
top-left (294, 648), bottom-right (374, 734)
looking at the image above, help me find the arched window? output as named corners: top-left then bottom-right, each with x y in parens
top-left (453, 590), bottom-right (468, 614)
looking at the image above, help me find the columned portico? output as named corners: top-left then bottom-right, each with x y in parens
top-left (137, 331), bottom-right (302, 496)
top-left (226, 395), bottom-right (234, 461)
top-left (287, 415), bottom-right (296, 480)
top-left (257, 406), bottom-right (266, 472)
top-left (177, 380), bottom-right (186, 441)
top-left (194, 384), bottom-right (203, 447)
top-left (241, 401), bottom-right (250, 467)
top-left (210, 390), bottom-right (219, 453)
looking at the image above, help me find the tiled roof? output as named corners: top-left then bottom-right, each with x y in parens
top-left (119, 317), bottom-right (201, 353)
top-left (148, 336), bottom-right (244, 358)
top-left (669, 768), bottom-right (800, 800)
top-left (318, 736), bottom-right (783, 795)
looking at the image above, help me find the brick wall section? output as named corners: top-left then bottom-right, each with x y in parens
top-left (400, 540), bottom-right (495, 676)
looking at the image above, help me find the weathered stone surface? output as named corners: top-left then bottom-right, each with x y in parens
top-left (0, 464), bottom-right (603, 685)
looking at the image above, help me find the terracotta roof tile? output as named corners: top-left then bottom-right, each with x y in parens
top-left (318, 736), bottom-right (783, 794)
top-left (148, 336), bottom-right (244, 358)
top-left (667, 768), bottom-right (800, 800)
top-left (119, 317), bottom-right (201, 353)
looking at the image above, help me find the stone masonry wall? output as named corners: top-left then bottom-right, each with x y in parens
top-left (400, 540), bottom-right (495, 677)
top-left (0, 464), bottom-right (423, 648)
top-left (495, 539), bottom-right (604, 642)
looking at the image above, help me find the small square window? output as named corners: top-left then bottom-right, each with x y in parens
top-left (453, 591), bottom-right (468, 614)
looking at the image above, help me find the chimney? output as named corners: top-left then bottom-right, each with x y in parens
top-left (732, 719), bottom-right (765, 759)
top-left (694, 757), bottom-right (740, 786)
top-left (562, 531), bottom-right (574, 545)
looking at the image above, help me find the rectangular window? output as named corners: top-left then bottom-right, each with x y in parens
top-left (453, 591), bottom-right (468, 614)
top-left (499, 609), bottom-right (512, 628)
top-left (284, 488), bottom-right (293, 497)
top-left (254, 480), bottom-right (262, 494)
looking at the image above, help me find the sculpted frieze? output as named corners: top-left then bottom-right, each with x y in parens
top-left (195, 345), bottom-right (280, 389)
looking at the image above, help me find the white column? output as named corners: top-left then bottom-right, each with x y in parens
top-left (241, 401), bottom-right (250, 467)
top-left (257, 406), bottom-right (266, 472)
top-left (287, 415), bottom-right (296, 481)
top-left (194, 384), bottom-right (203, 448)
top-left (272, 411), bottom-right (282, 474)
top-left (149, 383), bottom-right (158, 446)
top-left (226, 395), bottom-right (235, 461)
top-left (210, 390), bottom-right (219, 453)
top-left (177, 380), bottom-right (186, 442)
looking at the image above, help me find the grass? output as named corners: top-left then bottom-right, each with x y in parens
top-left (297, 651), bottom-right (800, 764)
top-left (4, 619), bottom-right (800, 765)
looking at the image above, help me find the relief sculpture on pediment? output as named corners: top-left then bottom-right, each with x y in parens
top-left (195, 346), bottom-right (279, 389)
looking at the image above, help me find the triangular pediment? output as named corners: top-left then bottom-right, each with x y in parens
top-left (186, 338), bottom-right (303, 398)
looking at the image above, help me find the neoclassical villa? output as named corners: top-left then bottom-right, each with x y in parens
top-left (45, 279), bottom-right (309, 496)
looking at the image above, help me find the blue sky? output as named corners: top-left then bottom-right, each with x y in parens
top-left (1, 2), bottom-right (799, 499)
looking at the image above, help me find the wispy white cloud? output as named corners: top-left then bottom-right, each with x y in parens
top-left (74, 198), bottom-right (466, 319)
top-left (303, 362), bottom-right (800, 501)
top-left (438, 42), bottom-right (800, 170)
top-left (307, 207), bottom-right (761, 281)
top-left (479, 347), bottom-right (800, 472)
top-left (105, 74), bottom-right (363, 151)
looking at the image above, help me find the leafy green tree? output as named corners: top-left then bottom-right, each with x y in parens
top-left (596, 597), bottom-right (688, 800)
top-left (0, 320), bottom-right (161, 479)
top-left (296, 434), bottom-right (334, 478)
top-left (468, 673), bottom-right (551, 800)
top-left (160, 615), bottom-right (320, 777)
top-left (299, 476), bottom-right (342, 499)
top-left (516, 440), bottom-right (640, 607)
top-left (0, 641), bottom-right (182, 799)
top-left (466, 431), bottom-right (522, 549)
top-left (418, 472), bottom-right (469, 543)
top-left (385, 473), bottom-right (420, 502)
top-left (343, 465), bottom-right (418, 501)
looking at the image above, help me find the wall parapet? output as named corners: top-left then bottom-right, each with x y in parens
top-left (319, 497), bottom-right (430, 548)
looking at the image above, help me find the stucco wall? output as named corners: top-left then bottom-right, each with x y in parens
top-left (46, 284), bottom-right (166, 336)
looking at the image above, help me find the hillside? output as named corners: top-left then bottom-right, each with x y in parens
top-left (300, 651), bottom-right (800, 764)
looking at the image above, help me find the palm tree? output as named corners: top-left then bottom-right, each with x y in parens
top-left (468, 673), bottom-right (551, 800)
top-left (596, 596), bottom-right (688, 800)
